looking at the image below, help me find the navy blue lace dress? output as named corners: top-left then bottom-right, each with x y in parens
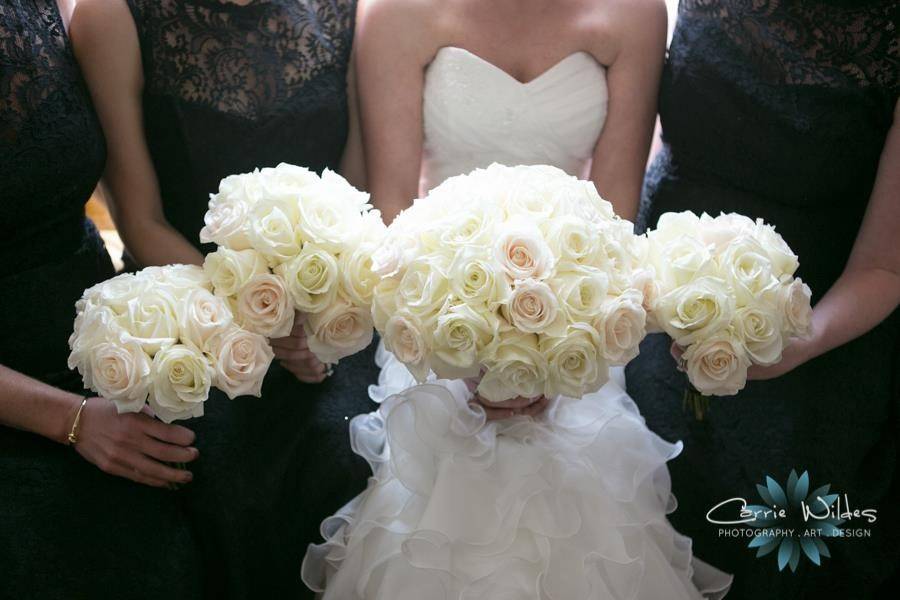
top-left (627, 1), bottom-right (899, 598)
top-left (0, 1), bottom-right (201, 598)
top-left (124, 2), bottom-right (375, 598)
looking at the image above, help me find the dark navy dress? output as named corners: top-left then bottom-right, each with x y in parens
top-left (627, 1), bottom-right (899, 598)
top-left (124, 1), bottom-right (376, 598)
top-left (0, 1), bottom-right (201, 598)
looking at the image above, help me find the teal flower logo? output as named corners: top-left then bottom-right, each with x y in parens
top-left (745, 470), bottom-right (845, 572)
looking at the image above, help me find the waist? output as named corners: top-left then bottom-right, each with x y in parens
top-left (0, 217), bottom-right (102, 278)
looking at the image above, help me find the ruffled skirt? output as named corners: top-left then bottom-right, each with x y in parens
top-left (302, 345), bottom-right (731, 599)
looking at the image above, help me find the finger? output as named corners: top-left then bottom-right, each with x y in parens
top-left (105, 462), bottom-right (169, 488)
top-left (269, 337), bottom-right (307, 351)
top-left (272, 347), bottom-right (312, 361)
top-left (518, 396), bottom-right (550, 418)
top-left (293, 311), bottom-right (307, 326)
top-left (131, 453), bottom-right (193, 485)
top-left (477, 395), bottom-right (537, 409)
top-left (279, 358), bottom-right (326, 376)
top-left (140, 416), bottom-right (196, 446)
top-left (284, 364), bottom-right (327, 384)
top-left (140, 436), bottom-right (199, 464)
top-left (469, 401), bottom-right (514, 421)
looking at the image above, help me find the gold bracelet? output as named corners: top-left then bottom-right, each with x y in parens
top-left (67, 397), bottom-right (89, 445)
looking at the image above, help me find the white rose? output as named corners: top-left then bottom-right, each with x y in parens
top-left (200, 193), bottom-right (252, 249)
top-left (720, 235), bottom-right (779, 301)
top-left (754, 221), bottom-right (799, 278)
top-left (370, 238), bottom-right (403, 278)
top-left (550, 266), bottom-right (609, 321)
top-left (778, 278), bottom-right (813, 338)
top-left (118, 287), bottom-right (180, 355)
top-left (448, 247), bottom-right (511, 309)
top-left (436, 204), bottom-right (499, 249)
top-left (235, 274), bottom-right (295, 338)
top-left (306, 299), bottom-right (374, 364)
top-left (505, 279), bottom-right (566, 336)
top-left (87, 338), bottom-right (151, 412)
top-left (698, 212), bottom-right (756, 253)
top-left (397, 256), bottom-right (451, 319)
top-left (541, 323), bottom-right (608, 399)
top-left (258, 163), bottom-right (319, 195)
top-left (630, 268), bottom-right (663, 333)
top-left (275, 243), bottom-right (339, 313)
top-left (81, 272), bottom-right (147, 315)
top-left (649, 211), bottom-right (702, 246)
top-left (371, 277), bottom-right (400, 333)
top-left (178, 287), bottom-right (234, 353)
top-left (148, 344), bottom-right (213, 423)
top-left (655, 235), bottom-right (714, 289)
top-left (656, 276), bottom-right (735, 345)
top-left (247, 195), bottom-right (302, 265)
top-left (477, 331), bottom-right (547, 403)
top-left (295, 194), bottom-right (353, 253)
top-left (142, 264), bottom-right (211, 294)
top-left (69, 305), bottom-right (123, 376)
top-left (339, 243), bottom-right (381, 306)
top-left (431, 304), bottom-right (499, 379)
top-left (559, 179), bottom-right (616, 226)
top-left (545, 215), bottom-right (601, 267)
top-left (733, 303), bottom-right (784, 366)
top-left (595, 289), bottom-right (647, 365)
top-left (211, 326), bottom-right (274, 399)
top-left (493, 222), bottom-right (555, 281)
top-left (203, 248), bottom-right (269, 298)
top-left (683, 332), bottom-right (750, 396)
top-left (383, 311), bottom-right (430, 382)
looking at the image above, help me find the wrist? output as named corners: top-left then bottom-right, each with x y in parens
top-left (56, 394), bottom-right (88, 445)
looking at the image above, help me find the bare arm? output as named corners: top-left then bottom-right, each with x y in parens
top-left (589, 0), bottom-right (667, 221)
top-left (750, 100), bottom-right (900, 379)
top-left (356, 0), bottom-right (437, 224)
top-left (70, 0), bottom-right (203, 268)
top-left (340, 57), bottom-right (367, 190)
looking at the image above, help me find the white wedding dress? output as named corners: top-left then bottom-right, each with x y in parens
top-left (302, 47), bottom-right (731, 599)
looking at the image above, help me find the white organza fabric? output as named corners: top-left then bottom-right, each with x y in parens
top-left (301, 46), bottom-right (732, 599)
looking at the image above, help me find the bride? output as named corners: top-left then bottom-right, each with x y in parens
top-left (303, 0), bottom-right (731, 598)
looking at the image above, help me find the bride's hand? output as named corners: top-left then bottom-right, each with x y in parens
top-left (270, 312), bottom-right (328, 384)
top-left (473, 395), bottom-right (550, 420)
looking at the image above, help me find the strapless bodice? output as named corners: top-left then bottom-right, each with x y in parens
top-left (421, 46), bottom-right (608, 191)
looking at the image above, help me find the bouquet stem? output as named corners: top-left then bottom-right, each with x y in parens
top-left (683, 385), bottom-right (710, 421)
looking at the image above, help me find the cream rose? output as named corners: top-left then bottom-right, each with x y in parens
top-left (275, 243), bottom-right (339, 313)
top-left (383, 311), bottom-right (430, 382)
top-left (778, 278), bottom-right (813, 338)
top-left (493, 222), bottom-right (555, 281)
top-left (698, 212), bottom-right (755, 253)
top-left (505, 279), bottom-right (565, 336)
top-left (545, 215), bottom-right (601, 267)
top-left (203, 248), bottom-right (269, 297)
top-left (118, 287), bottom-right (180, 355)
top-left (630, 268), bottom-right (662, 333)
top-left (339, 244), bottom-right (381, 306)
top-left (178, 287), bottom-right (234, 352)
top-left (397, 256), bottom-right (451, 318)
top-left (595, 289), bottom-right (647, 365)
top-left (306, 299), bottom-right (375, 364)
top-left (720, 235), bottom-right (778, 301)
top-left (448, 248), bottom-right (511, 309)
top-left (477, 332), bottom-right (548, 403)
top-left (683, 332), bottom-right (750, 396)
top-left (656, 276), bottom-right (735, 345)
top-left (87, 339), bottom-right (151, 412)
top-left (657, 235), bottom-right (714, 289)
top-left (541, 323), bottom-right (608, 399)
top-left (431, 304), bottom-right (498, 379)
top-left (211, 326), bottom-right (274, 399)
top-left (247, 196), bottom-right (302, 265)
top-left (733, 304), bottom-right (784, 366)
top-left (148, 344), bottom-right (212, 422)
top-left (235, 273), bottom-right (295, 338)
top-left (371, 277), bottom-right (400, 332)
top-left (550, 266), bottom-right (609, 321)
top-left (754, 221), bottom-right (799, 278)
top-left (200, 193), bottom-right (252, 250)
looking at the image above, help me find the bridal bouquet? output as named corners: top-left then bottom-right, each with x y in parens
top-left (645, 211), bottom-right (812, 398)
top-left (200, 163), bottom-right (386, 363)
top-left (371, 163), bottom-right (650, 403)
top-left (68, 265), bottom-right (274, 422)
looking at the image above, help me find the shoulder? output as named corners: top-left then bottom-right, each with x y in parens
top-left (357, 0), bottom-right (449, 61)
top-left (593, 0), bottom-right (667, 62)
top-left (69, 0), bottom-right (142, 88)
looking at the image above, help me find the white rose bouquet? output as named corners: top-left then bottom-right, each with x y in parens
top-left (645, 211), bottom-right (812, 408)
top-left (68, 265), bottom-right (274, 422)
top-left (200, 163), bottom-right (386, 364)
top-left (372, 163), bottom-right (649, 403)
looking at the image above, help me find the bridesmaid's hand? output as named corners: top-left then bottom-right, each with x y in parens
top-left (73, 399), bottom-right (197, 488)
top-left (747, 338), bottom-right (816, 381)
top-left (270, 312), bottom-right (327, 384)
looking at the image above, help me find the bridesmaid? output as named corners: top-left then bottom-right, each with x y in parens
top-left (69, 0), bottom-right (374, 597)
top-left (627, 1), bottom-right (899, 598)
top-left (0, 0), bottom-right (201, 597)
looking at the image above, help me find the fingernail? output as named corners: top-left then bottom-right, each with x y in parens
top-left (190, 447), bottom-right (199, 457)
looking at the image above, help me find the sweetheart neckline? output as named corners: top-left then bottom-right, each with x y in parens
top-left (434, 46), bottom-right (602, 87)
